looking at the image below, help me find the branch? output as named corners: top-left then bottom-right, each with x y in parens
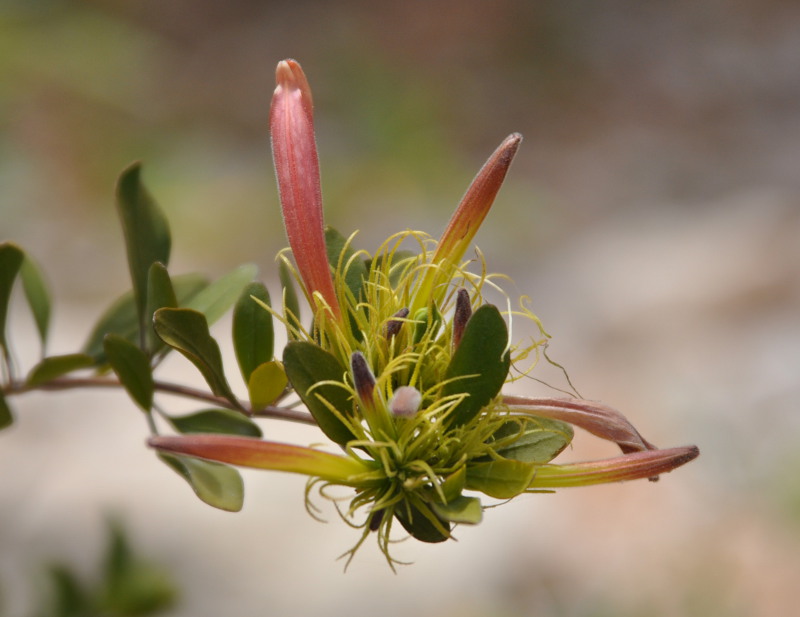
top-left (3, 376), bottom-right (317, 426)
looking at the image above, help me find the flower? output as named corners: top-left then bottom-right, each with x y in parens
top-left (149, 59), bottom-right (699, 567)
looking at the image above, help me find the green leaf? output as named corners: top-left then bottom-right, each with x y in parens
top-left (232, 282), bottom-right (273, 383)
top-left (442, 304), bottom-right (510, 428)
top-left (152, 308), bottom-right (239, 407)
top-left (103, 334), bottom-right (154, 411)
top-left (43, 564), bottom-right (94, 617)
top-left (158, 453), bottom-right (244, 512)
top-left (183, 264), bottom-right (257, 327)
top-left (465, 459), bottom-right (537, 499)
top-left (441, 465), bottom-right (467, 502)
top-left (278, 259), bottom-right (301, 335)
top-left (101, 519), bottom-right (177, 615)
top-left (0, 242), bottom-right (24, 361)
top-left (145, 262), bottom-right (177, 353)
top-left (83, 273), bottom-right (207, 362)
top-left (489, 416), bottom-right (573, 464)
top-left (0, 389), bottom-right (13, 431)
top-left (116, 162), bottom-right (171, 342)
top-left (325, 226), bottom-right (368, 303)
top-left (394, 499), bottom-right (450, 543)
top-left (167, 408), bottom-right (262, 437)
top-left (247, 360), bottom-right (288, 410)
top-left (283, 341), bottom-right (356, 445)
top-left (431, 495), bottom-right (483, 525)
top-left (20, 254), bottom-right (51, 351)
top-left (27, 353), bottom-right (95, 387)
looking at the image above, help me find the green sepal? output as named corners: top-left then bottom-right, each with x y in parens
top-left (166, 408), bottom-right (262, 438)
top-left (232, 282), bottom-right (273, 383)
top-left (394, 499), bottom-right (450, 543)
top-left (488, 416), bottom-right (573, 464)
top-left (145, 262), bottom-right (177, 353)
top-left (325, 226), bottom-right (368, 303)
top-left (431, 495), bottom-right (483, 525)
top-left (0, 242), bottom-right (24, 360)
top-left (20, 254), bottom-right (51, 352)
top-left (26, 353), bottom-right (95, 387)
top-left (465, 459), bottom-right (537, 499)
top-left (184, 264), bottom-right (258, 327)
top-left (115, 163), bottom-right (171, 340)
top-left (442, 304), bottom-right (510, 428)
top-left (278, 259), bottom-right (301, 337)
top-left (152, 308), bottom-right (240, 408)
top-left (411, 305), bottom-right (442, 346)
top-left (158, 453), bottom-right (244, 512)
top-left (103, 334), bottom-right (154, 411)
top-left (283, 341), bottom-right (356, 445)
top-left (247, 360), bottom-right (288, 410)
top-left (83, 273), bottom-right (207, 362)
top-left (0, 389), bottom-right (12, 431)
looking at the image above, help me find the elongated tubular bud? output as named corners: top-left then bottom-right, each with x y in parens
top-left (270, 60), bottom-right (342, 322)
top-left (452, 288), bottom-right (472, 349)
top-left (528, 445), bottom-right (700, 488)
top-left (412, 134), bottom-right (522, 313)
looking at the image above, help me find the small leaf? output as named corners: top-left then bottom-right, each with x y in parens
top-left (145, 262), bottom-right (177, 353)
top-left (20, 254), bottom-right (51, 351)
top-left (0, 390), bottom-right (13, 431)
top-left (158, 453), bottom-right (244, 512)
top-left (442, 304), bottom-right (510, 428)
top-left (431, 495), bottom-right (483, 525)
top-left (283, 341), bottom-right (356, 445)
top-left (232, 282), bottom-right (273, 383)
top-left (103, 334), bottom-right (154, 411)
top-left (465, 459), bottom-right (537, 499)
top-left (441, 465), bottom-right (467, 502)
top-left (83, 273), bottom-right (208, 362)
top-left (183, 264), bottom-right (257, 326)
top-left (278, 259), bottom-right (301, 335)
top-left (0, 242), bottom-right (24, 359)
top-left (27, 353), bottom-right (95, 387)
top-left (116, 162), bottom-right (171, 340)
top-left (247, 360), bottom-right (288, 410)
top-left (489, 417), bottom-right (573, 464)
top-left (167, 409), bottom-right (262, 437)
top-left (394, 500), bottom-right (450, 543)
top-left (153, 308), bottom-right (239, 407)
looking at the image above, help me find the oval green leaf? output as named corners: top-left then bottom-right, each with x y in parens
top-left (430, 495), bottom-right (483, 525)
top-left (0, 390), bottom-right (13, 431)
top-left (152, 308), bottom-right (239, 408)
top-left (0, 242), bottom-right (25, 360)
top-left (283, 341), bottom-right (356, 445)
top-left (247, 360), bottom-right (288, 410)
top-left (145, 262), bottom-right (177, 353)
top-left (442, 304), bottom-right (510, 428)
top-left (158, 453), bottom-right (244, 512)
top-left (20, 254), bottom-right (51, 351)
top-left (27, 353), bottom-right (95, 387)
top-left (103, 334), bottom-right (154, 411)
top-left (489, 417), bottom-right (573, 464)
top-left (166, 408), bottom-right (262, 437)
top-left (232, 282), bottom-right (273, 383)
top-left (394, 500), bottom-right (450, 543)
top-left (116, 163), bottom-right (171, 340)
top-left (184, 264), bottom-right (257, 327)
top-left (465, 459), bottom-right (537, 499)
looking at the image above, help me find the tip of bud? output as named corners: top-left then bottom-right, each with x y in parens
top-left (389, 386), bottom-right (422, 418)
top-left (275, 59), bottom-right (313, 108)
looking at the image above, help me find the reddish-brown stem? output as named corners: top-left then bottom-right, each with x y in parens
top-left (2, 377), bottom-right (317, 425)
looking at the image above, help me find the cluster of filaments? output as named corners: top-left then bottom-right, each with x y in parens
top-left (279, 230), bottom-right (550, 557)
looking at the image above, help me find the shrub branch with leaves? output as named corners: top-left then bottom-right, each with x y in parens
top-left (0, 59), bottom-right (698, 569)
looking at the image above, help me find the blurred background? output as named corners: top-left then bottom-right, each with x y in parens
top-left (2, 0), bottom-right (799, 615)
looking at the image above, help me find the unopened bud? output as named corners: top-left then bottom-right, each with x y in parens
top-left (453, 288), bottom-right (472, 349)
top-left (389, 386), bottom-right (422, 418)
